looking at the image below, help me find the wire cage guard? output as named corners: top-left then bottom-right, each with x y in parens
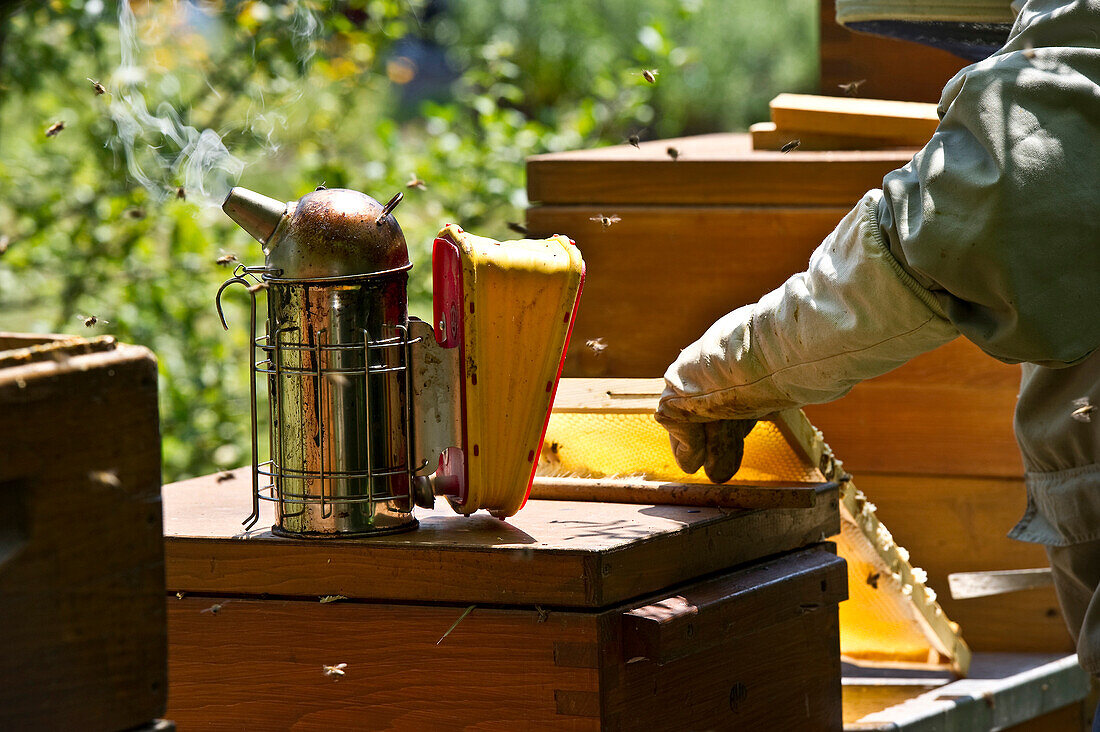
top-left (217, 264), bottom-right (425, 536)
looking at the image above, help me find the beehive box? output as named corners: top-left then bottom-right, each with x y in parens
top-left (0, 333), bottom-right (167, 730)
top-left (525, 134), bottom-right (1069, 658)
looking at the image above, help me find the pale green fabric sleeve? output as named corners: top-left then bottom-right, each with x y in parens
top-left (658, 192), bottom-right (959, 423)
top-left (879, 0), bottom-right (1100, 367)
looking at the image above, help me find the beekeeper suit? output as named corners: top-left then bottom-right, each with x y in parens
top-left (656, 0), bottom-right (1100, 678)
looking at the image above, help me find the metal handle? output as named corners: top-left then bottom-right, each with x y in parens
top-left (215, 265), bottom-right (264, 529)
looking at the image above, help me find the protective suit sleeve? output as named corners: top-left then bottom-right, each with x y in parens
top-left (657, 191), bottom-right (960, 424)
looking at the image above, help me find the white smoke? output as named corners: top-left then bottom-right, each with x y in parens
top-left (105, 1), bottom-right (244, 206)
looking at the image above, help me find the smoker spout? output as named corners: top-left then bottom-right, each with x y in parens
top-left (222, 187), bottom-right (286, 245)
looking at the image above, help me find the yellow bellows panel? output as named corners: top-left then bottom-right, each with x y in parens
top-left (539, 405), bottom-right (970, 674)
top-left (433, 225), bottom-right (585, 518)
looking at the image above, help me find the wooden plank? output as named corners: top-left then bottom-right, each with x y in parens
top-left (621, 545), bottom-right (848, 664)
top-left (163, 472), bottom-right (839, 608)
top-left (854, 473), bottom-right (1072, 654)
top-left (530, 476), bottom-right (826, 510)
top-left (750, 121), bottom-right (921, 152)
top-left (526, 133), bottom-right (912, 206)
top-left (769, 93), bottom-right (939, 144)
top-left (600, 601), bottom-right (843, 730)
top-left (0, 343), bottom-right (167, 730)
top-left (166, 596), bottom-right (601, 731)
top-left (844, 653), bottom-right (1089, 730)
top-left (527, 205), bottom-right (849, 378)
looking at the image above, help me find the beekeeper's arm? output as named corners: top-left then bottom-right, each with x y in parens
top-left (657, 0), bottom-right (1100, 477)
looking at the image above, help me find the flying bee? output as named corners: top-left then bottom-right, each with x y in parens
top-left (176, 186), bottom-right (186, 200)
top-left (88, 469), bottom-right (121, 489)
top-left (1072, 397), bottom-right (1095, 423)
top-left (837, 79), bottom-right (866, 96)
top-left (45, 121), bottom-right (65, 137)
top-left (215, 253), bottom-right (238, 267)
top-left (125, 208), bottom-right (146, 220)
top-left (780, 139), bottom-right (801, 153)
top-left (201, 603), bottom-right (223, 615)
top-left (405, 174), bottom-right (427, 190)
top-left (1022, 41), bottom-right (1037, 59)
top-left (589, 214), bottom-right (621, 229)
top-left (246, 281), bottom-right (268, 295)
top-left (586, 337), bottom-right (608, 355)
top-left (78, 314), bottom-right (109, 328)
top-left (641, 69), bottom-right (658, 84)
top-left (627, 134), bottom-right (641, 148)
top-left (323, 663), bottom-right (348, 679)
top-left (506, 221), bottom-right (529, 236)
top-left (666, 146), bottom-right (680, 161)
top-left (88, 78), bottom-right (107, 95)
top-left (215, 470), bottom-right (235, 483)
top-left (0, 235), bottom-right (10, 256)
top-left (866, 572), bottom-right (880, 589)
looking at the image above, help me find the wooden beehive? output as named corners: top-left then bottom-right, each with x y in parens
top-left (0, 333), bottom-right (167, 730)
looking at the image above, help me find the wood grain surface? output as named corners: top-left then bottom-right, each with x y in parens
top-left (163, 472), bottom-right (839, 607)
top-left (0, 342), bottom-right (167, 730)
top-left (526, 133), bottom-right (912, 206)
top-left (166, 596), bottom-right (601, 731)
top-left (819, 0), bottom-right (968, 104)
top-left (769, 93), bottom-right (939, 143)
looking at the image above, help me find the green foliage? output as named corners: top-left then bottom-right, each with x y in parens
top-left (0, 0), bottom-right (816, 482)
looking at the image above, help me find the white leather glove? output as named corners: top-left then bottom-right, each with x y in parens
top-left (656, 192), bottom-right (960, 479)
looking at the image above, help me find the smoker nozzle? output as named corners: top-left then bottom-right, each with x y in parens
top-left (222, 187), bottom-right (286, 245)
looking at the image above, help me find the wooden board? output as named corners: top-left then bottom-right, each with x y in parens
top-left (163, 471), bottom-right (839, 608)
top-left (0, 342), bottom-right (167, 730)
top-left (852, 473), bottom-right (1072, 654)
top-left (843, 653), bottom-right (1088, 730)
top-left (165, 545), bottom-right (846, 731)
top-left (769, 94), bottom-right (939, 144)
top-left (526, 133), bottom-right (913, 206)
top-left (819, 0), bottom-right (968, 104)
top-left (750, 122), bottom-right (922, 152)
top-left (526, 204), bottom-right (849, 377)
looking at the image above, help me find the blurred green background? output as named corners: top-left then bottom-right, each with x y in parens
top-left (0, 0), bottom-right (817, 482)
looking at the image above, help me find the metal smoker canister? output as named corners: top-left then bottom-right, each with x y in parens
top-left (217, 186), bottom-right (421, 536)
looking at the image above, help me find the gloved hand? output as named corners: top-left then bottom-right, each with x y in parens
top-left (654, 414), bottom-right (757, 484)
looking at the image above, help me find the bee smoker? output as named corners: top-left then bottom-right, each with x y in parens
top-left (216, 186), bottom-right (584, 537)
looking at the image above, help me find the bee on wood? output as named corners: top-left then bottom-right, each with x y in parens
top-left (176, 186), bottom-right (186, 200)
top-left (176, 591), bottom-right (186, 600)
top-left (78, 314), bottom-right (109, 328)
top-left (586, 337), bottom-right (607, 355)
top-left (319, 595), bottom-right (348, 604)
top-left (535, 606), bottom-right (550, 623)
top-left (88, 469), bottom-right (121, 488)
top-left (246, 281), bottom-right (268, 295)
top-left (666, 146), bottom-right (679, 161)
top-left (215, 470), bottom-right (235, 483)
top-left (323, 663), bottom-right (348, 679)
top-left (215, 253), bottom-right (238, 267)
top-left (88, 78), bottom-right (107, 95)
top-left (506, 222), bottom-right (529, 236)
top-left (405, 174), bottom-right (427, 190)
top-left (1072, 397), bottom-right (1095, 423)
top-left (201, 603), bottom-right (224, 615)
top-left (588, 214), bottom-right (621, 229)
top-left (125, 208), bottom-right (146, 220)
top-left (0, 235), bottom-right (10, 256)
top-left (837, 79), bottom-right (866, 96)
top-left (627, 133), bottom-right (641, 149)
top-left (866, 571), bottom-right (880, 589)
top-left (641, 69), bottom-right (658, 84)
top-left (45, 121), bottom-right (65, 137)
top-left (780, 139), bottom-right (801, 153)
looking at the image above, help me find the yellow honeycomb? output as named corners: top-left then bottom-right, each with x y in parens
top-left (539, 411), bottom-right (822, 484)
